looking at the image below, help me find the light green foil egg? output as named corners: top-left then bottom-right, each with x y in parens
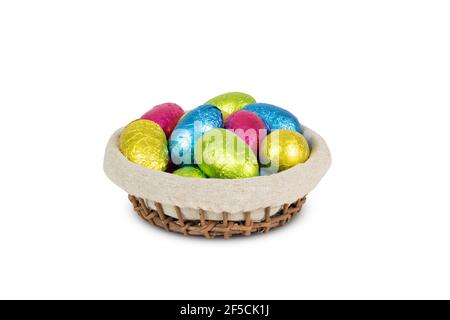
top-left (205, 92), bottom-right (256, 120)
top-left (194, 129), bottom-right (259, 179)
top-left (173, 166), bottom-right (207, 178)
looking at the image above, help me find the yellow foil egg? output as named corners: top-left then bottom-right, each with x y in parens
top-left (260, 130), bottom-right (310, 173)
top-left (194, 128), bottom-right (259, 179)
top-left (119, 119), bottom-right (168, 171)
top-left (206, 92), bottom-right (256, 120)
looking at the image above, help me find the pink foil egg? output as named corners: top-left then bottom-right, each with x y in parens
top-left (225, 110), bottom-right (267, 154)
top-left (141, 102), bottom-right (184, 138)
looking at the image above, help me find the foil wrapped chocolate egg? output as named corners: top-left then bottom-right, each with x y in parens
top-left (169, 105), bottom-right (223, 166)
top-left (178, 110), bottom-right (190, 123)
top-left (243, 103), bottom-right (303, 134)
top-left (225, 110), bottom-right (267, 155)
top-left (194, 128), bottom-right (259, 179)
top-left (141, 102), bottom-right (184, 138)
top-left (173, 166), bottom-right (207, 178)
top-left (119, 119), bottom-right (168, 171)
top-left (206, 92), bottom-right (256, 120)
top-left (260, 129), bottom-right (310, 173)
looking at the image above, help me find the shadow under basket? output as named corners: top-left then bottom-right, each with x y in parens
top-left (129, 195), bottom-right (307, 239)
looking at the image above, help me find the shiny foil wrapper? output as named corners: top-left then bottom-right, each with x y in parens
top-left (119, 119), bottom-right (168, 171)
top-left (260, 129), bottom-right (310, 173)
top-left (141, 102), bottom-right (184, 138)
top-left (206, 92), bottom-right (256, 120)
top-left (225, 110), bottom-right (267, 155)
top-left (243, 103), bottom-right (303, 134)
top-left (173, 166), bottom-right (207, 178)
top-left (169, 105), bottom-right (223, 166)
top-left (178, 110), bottom-right (190, 123)
top-left (195, 129), bottom-right (259, 179)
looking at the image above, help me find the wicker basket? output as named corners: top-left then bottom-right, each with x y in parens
top-left (104, 125), bottom-right (331, 238)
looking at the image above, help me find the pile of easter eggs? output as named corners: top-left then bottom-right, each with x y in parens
top-left (119, 92), bottom-right (310, 179)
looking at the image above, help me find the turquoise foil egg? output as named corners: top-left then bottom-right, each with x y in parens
top-left (243, 103), bottom-right (303, 134)
top-left (169, 104), bottom-right (223, 166)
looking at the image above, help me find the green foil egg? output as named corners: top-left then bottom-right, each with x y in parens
top-left (205, 92), bottom-right (256, 120)
top-left (194, 128), bottom-right (259, 179)
top-left (173, 166), bottom-right (207, 178)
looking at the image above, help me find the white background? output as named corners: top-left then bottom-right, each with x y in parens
top-left (0, 0), bottom-right (449, 300)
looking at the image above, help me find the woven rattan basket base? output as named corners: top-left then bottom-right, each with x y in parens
top-left (129, 195), bottom-right (306, 239)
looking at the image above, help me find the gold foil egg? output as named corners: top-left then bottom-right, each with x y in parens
top-left (260, 129), bottom-right (310, 173)
top-left (119, 119), bottom-right (168, 171)
top-left (205, 92), bottom-right (256, 120)
top-left (194, 128), bottom-right (259, 179)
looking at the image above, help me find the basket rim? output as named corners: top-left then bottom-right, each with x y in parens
top-left (104, 125), bottom-right (331, 214)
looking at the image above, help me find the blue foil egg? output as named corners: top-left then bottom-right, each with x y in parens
top-left (169, 104), bottom-right (223, 166)
top-left (243, 103), bottom-right (303, 134)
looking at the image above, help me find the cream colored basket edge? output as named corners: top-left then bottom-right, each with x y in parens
top-left (104, 125), bottom-right (331, 222)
